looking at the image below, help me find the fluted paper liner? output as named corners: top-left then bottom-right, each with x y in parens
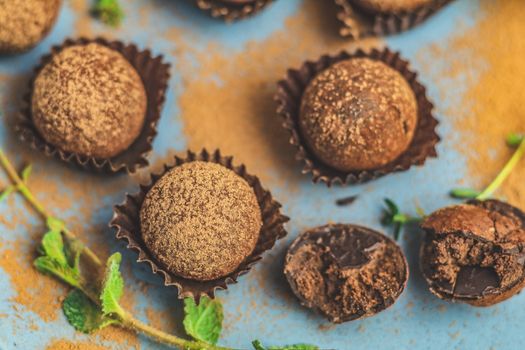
top-left (334, 0), bottom-right (452, 39)
top-left (195, 0), bottom-right (273, 21)
top-left (275, 47), bottom-right (439, 186)
top-left (110, 149), bottom-right (289, 301)
top-left (17, 37), bottom-right (171, 174)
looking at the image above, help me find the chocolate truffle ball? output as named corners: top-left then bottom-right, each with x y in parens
top-left (420, 199), bottom-right (525, 306)
top-left (31, 43), bottom-right (147, 159)
top-left (140, 161), bottom-right (263, 281)
top-left (351, 0), bottom-right (433, 14)
top-left (284, 224), bottom-right (408, 323)
top-left (0, 0), bottom-right (62, 53)
top-left (299, 58), bottom-right (418, 172)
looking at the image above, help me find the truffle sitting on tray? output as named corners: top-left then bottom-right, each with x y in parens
top-left (284, 224), bottom-right (408, 323)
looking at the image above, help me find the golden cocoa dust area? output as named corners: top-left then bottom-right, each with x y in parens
top-left (417, 0), bottom-right (525, 208)
top-left (0, 0), bottom-right (523, 349)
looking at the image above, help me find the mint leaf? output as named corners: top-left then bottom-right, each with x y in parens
top-left (47, 216), bottom-right (65, 233)
top-left (63, 290), bottom-right (118, 333)
top-left (40, 229), bottom-right (68, 265)
top-left (252, 340), bottom-right (319, 350)
top-left (21, 164), bottom-right (32, 182)
top-left (252, 340), bottom-right (266, 350)
top-left (93, 0), bottom-right (124, 27)
top-left (183, 296), bottom-right (223, 345)
top-left (507, 133), bottom-right (524, 147)
top-left (34, 256), bottom-right (80, 288)
top-left (0, 185), bottom-right (15, 202)
top-left (100, 253), bottom-right (124, 317)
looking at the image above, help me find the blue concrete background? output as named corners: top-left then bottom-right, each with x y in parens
top-left (0, 1), bottom-right (522, 349)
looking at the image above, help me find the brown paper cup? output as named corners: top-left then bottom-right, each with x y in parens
top-left (334, 0), bottom-right (453, 39)
top-left (16, 37), bottom-right (171, 174)
top-left (275, 47), bottom-right (439, 186)
top-left (195, 0), bottom-right (273, 21)
top-left (110, 149), bottom-right (289, 301)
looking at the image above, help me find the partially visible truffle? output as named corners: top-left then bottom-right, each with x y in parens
top-left (31, 43), bottom-right (147, 159)
top-left (420, 199), bottom-right (525, 306)
top-left (351, 0), bottom-right (434, 14)
top-left (284, 224), bottom-right (408, 323)
top-left (0, 0), bottom-right (62, 53)
top-left (299, 58), bottom-right (418, 172)
top-left (140, 161), bottom-right (263, 281)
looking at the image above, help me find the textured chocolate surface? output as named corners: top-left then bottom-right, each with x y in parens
top-left (0, 0), bottom-right (61, 53)
top-left (284, 224), bottom-right (408, 323)
top-left (299, 57), bottom-right (417, 172)
top-left (140, 161), bottom-right (262, 281)
top-left (32, 43), bottom-right (147, 159)
top-left (420, 199), bottom-right (525, 306)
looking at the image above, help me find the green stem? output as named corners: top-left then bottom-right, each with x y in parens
top-left (0, 149), bottom-right (102, 266)
top-left (122, 312), bottom-right (230, 350)
top-left (476, 138), bottom-right (525, 200)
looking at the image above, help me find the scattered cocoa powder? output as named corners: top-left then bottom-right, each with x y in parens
top-left (175, 0), bottom-right (382, 189)
top-left (46, 339), bottom-right (106, 350)
top-left (416, 0), bottom-right (525, 208)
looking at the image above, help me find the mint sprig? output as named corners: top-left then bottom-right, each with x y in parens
top-left (184, 297), bottom-right (224, 345)
top-left (451, 133), bottom-right (525, 200)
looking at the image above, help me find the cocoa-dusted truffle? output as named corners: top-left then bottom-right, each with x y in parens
top-left (0, 0), bottom-right (62, 54)
top-left (31, 43), bottom-right (147, 159)
top-left (140, 161), bottom-right (263, 281)
top-left (299, 58), bottom-right (418, 172)
top-left (284, 224), bottom-right (408, 323)
top-left (420, 199), bottom-right (525, 306)
top-left (351, 0), bottom-right (434, 14)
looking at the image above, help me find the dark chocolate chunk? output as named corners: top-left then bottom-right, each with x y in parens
top-left (284, 224), bottom-right (408, 323)
top-left (420, 199), bottom-right (525, 306)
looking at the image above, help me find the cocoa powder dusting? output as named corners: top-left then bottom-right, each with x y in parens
top-left (140, 161), bottom-right (262, 281)
top-left (32, 43), bottom-right (147, 159)
top-left (417, 0), bottom-right (525, 208)
top-left (0, 0), bottom-right (61, 53)
top-left (299, 58), bottom-right (417, 171)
